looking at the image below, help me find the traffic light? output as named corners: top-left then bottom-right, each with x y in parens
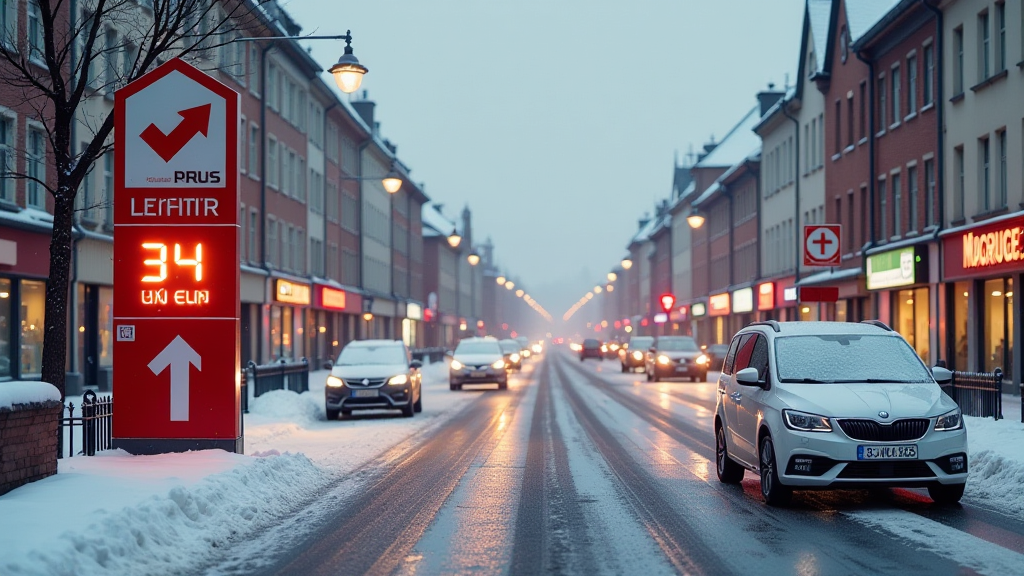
top-left (659, 293), bottom-right (675, 313)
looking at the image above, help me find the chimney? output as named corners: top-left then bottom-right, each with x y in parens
top-left (352, 90), bottom-right (375, 128)
top-left (638, 213), bottom-right (651, 230)
top-left (757, 82), bottom-right (786, 116)
top-left (698, 137), bottom-right (717, 162)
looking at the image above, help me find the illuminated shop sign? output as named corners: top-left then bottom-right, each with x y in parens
top-left (691, 302), bottom-right (707, 317)
top-left (732, 288), bottom-right (754, 313)
top-left (406, 303), bottom-right (423, 320)
top-left (709, 293), bottom-right (730, 317)
top-left (319, 286), bottom-right (346, 310)
top-left (275, 279), bottom-right (311, 305)
top-left (943, 216), bottom-right (1024, 281)
top-left (866, 245), bottom-right (927, 290)
top-left (757, 282), bottom-right (774, 311)
top-left (783, 287), bottom-right (798, 301)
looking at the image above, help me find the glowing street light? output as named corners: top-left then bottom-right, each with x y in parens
top-left (607, 272), bottom-right (617, 282)
top-left (467, 252), bottom-right (481, 266)
top-left (381, 167), bottom-right (403, 193)
top-left (447, 230), bottom-right (462, 248)
top-left (496, 275), bottom-right (506, 285)
top-left (621, 258), bottom-right (633, 270)
top-left (686, 208), bottom-right (706, 229)
top-left (328, 32), bottom-right (369, 93)
top-left (505, 281), bottom-right (515, 290)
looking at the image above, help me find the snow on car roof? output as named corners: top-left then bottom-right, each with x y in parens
top-left (750, 321), bottom-right (897, 336)
top-left (347, 339), bottom-right (403, 347)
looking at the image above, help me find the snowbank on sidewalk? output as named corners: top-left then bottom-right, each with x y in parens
top-left (0, 450), bottom-right (327, 576)
top-left (964, 416), bottom-right (1024, 516)
top-left (0, 381), bottom-right (60, 409)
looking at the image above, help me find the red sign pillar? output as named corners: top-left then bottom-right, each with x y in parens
top-left (112, 59), bottom-right (241, 454)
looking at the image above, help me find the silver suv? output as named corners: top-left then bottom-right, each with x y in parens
top-left (714, 320), bottom-right (967, 506)
top-left (325, 340), bottom-right (422, 419)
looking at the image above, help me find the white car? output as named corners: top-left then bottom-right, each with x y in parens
top-left (714, 320), bottom-right (967, 506)
top-left (449, 337), bottom-right (508, 391)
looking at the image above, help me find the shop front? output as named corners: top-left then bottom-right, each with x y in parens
top-left (403, 302), bottom-right (422, 348)
top-left (866, 243), bottom-right (933, 363)
top-left (707, 292), bottom-right (730, 345)
top-left (941, 214), bottom-right (1022, 386)
top-left (73, 237), bottom-right (113, 392)
top-left (310, 284), bottom-right (362, 368)
top-left (240, 266), bottom-right (266, 366)
top-left (668, 305), bottom-right (691, 336)
top-left (756, 282), bottom-right (775, 321)
top-left (796, 268), bottom-right (866, 322)
top-left (0, 224), bottom-right (50, 383)
top-left (271, 277), bottom-right (310, 361)
top-left (687, 302), bottom-right (706, 343)
top-left (730, 287), bottom-right (754, 334)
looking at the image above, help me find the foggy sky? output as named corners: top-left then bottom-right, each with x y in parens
top-left (283, 0), bottom-right (805, 324)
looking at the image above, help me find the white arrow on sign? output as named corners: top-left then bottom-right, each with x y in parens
top-left (148, 335), bottom-right (202, 421)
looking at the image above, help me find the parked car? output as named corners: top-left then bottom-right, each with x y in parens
top-left (579, 338), bottom-right (603, 361)
top-left (620, 336), bottom-right (654, 372)
top-left (499, 339), bottom-right (523, 371)
top-left (324, 340), bottom-right (422, 420)
top-left (645, 336), bottom-right (709, 382)
top-left (450, 337), bottom-right (508, 390)
top-left (703, 343), bottom-right (730, 372)
top-left (714, 320), bottom-right (968, 506)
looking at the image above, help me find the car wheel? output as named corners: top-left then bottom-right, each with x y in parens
top-left (716, 424), bottom-right (744, 484)
top-left (700, 371), bottom-right (708, 382)
top-left (326, 408), bottom-right (340, 421)
top-left (653, 371), bottom-right (661, 382)
top-left (645, 369), bottom-right (652, 382)
top-left (401, 399), bottom-right (415, 418)
top-left (621, 364), bottom-right (627, 373)
top-left (498, 379), bottom-right (508, 391)
top-left (450, 383), bottom-right (459, 391)
top-left (759, 435), bottom-right (792, 506)
top-left (928, 483), bottom-right (966, 505)
top-left (340, 408), bottom-right (352, 419)
top-left (413, 392), bottom-right (423, 413)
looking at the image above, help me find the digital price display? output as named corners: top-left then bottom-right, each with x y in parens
top-left (114, 226), bottom-right (237, 319)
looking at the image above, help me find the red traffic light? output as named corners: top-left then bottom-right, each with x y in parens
top-left (659, 293), bottom-right (676, 313)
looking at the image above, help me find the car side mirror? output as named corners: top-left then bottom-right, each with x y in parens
top-left (932, 366), bottom-right (953, 384)
top-left (735, 367), bottom-right (762, 386)
top-left (410, 360), bottom-right (423, 370)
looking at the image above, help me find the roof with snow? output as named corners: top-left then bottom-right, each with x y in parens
top-left (695, 105), bottom-right (761, 169)
top-left (422, 204), bottom-right (458, 238)
top-left (808, 0), bottom-right (833, 75)
top-left (845, 0), bottom-right (902, 42)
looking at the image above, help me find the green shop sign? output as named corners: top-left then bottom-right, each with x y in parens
top-left (866, 245), bottom-right (927, 290)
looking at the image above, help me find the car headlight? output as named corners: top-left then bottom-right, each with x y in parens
top-left (450, 359), bottom-right (464, 371)
top-left (632, 351), bottom-right (643, 360)
top-left (387, 374), bottom-right (408, 386)
top-left (491, 359), bottom-right (506, 370)
top-left (326, 375), bottom-right (345, 388)
top-left (510, 353), bottom-right (521, 363)
top-left (657, 355), bottom-right (671, 365)
top-left (522, 350), bottom-right (531, 358)
top-left (934, 408), bottom-right (963, 431)
top-left (695, 354), bottom-right (708, 365)
top-left (601, 345), bottom-right (608, 353)
top-left (782, 409), bottom-right (832, 432)
top-left (532, 345), bottom-right (542, 354)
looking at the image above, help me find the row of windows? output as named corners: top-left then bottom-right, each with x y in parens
top-left (764, 136), bottom-right (795, 196)
top-left (264, 217), bottom-right (306, 274)
top-left (0, 114), bottom-right (45, 209)
top-left (952, 1), bottom-right (1019, 94)
top-left (953, 125), bottom-right (1016, 220)
top-left (763, 219), bottom-right (795, 277)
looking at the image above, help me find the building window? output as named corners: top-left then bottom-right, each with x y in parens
top-left (892, 173), bottom-right (901, 237)
top-left (998, 129), bottom-right (1007, 208)
top-left (924, 158), bottom-right (936, 227)
top-left (818, 114), bottom-right (823, 166)
top-left (267, 137), bottom-right (278, 189)
top-left (239, 205), bottom-right (245, 263)
top-left (997, 2), bottom-right (1006, 71)
top-left (846, 191), bottom-right (854, 252)
top-left (267, 63), bottom-right (278, 110)
top-left (21, 280), bottom-right (44, 376)
top-left (26, 127), bottom-right (45, 209)
top-left (239, 118), bottom-right (246, 174)
top-left (266, 217), bottom-right (277, 266)
top-left (27, 0), bottom-right (43, 61)
top-left (859, 81), bottom-right (867, 139)
top-left (981, 136), bottom-right (991, 211)
top-left (954, 27), bottom-right (964, 93)
top-left (249, 45), bottom-right (260, 94)
top-left (894, 287), bottom-right (931, 362)
top-left (878, 178), bottom-right (888, 240)
top-left (983, 277), bottom-right (1013, 374)
top-left (877, 75), bottom-right (887, 129)
top-left (891, 65), bottom-right (900, 124)
top-left (980, 11), bottom-right (991, 80)
top-left (923, 45), bottom-right (934, 106)
top-left (104, 152), bottom-right (113, 226)
top-left (859, 186), bottom-right (868, 252)
top-left (810, 118), bottom-right (817, 168)
top-left (248, 209), bottom-right (257, 263)
top-left (907, 55), bottom-right (917, 115)
top-left (846, 95), bottom-right (854, 147)
top-left (0, 115), bottom-right (13, 203)
top-left (248, 123), bottom-right (258, 178)
top-left (907, 166), bottom-right (918, 232)
top-left (954, 146), bottom-right (965, 220)
top-left (834, 100), bottom-right (842, 154)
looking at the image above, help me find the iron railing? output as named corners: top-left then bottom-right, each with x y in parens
top-left (59, 391), bottom-right (113, 458)
top-left (242, 358), bottom-right (310, 413)
top-left (941, 368), bottom-right (1002, 420)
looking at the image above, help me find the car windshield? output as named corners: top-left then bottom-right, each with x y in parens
top-left (629, 337), bottom-right (654, 349)
top-left (337, 345), bottom-right (406, 366)
top-left (456, 341), bottom-right (502, 355)
top-left (583, 339), bottom-right (600, 348)
top-left (774, 335), bottom-right (933, 383)
top-left (656, 338), bottom-right (699, 352)
top-left (708, 344), bottom-right (729, 354)
top-left (499, 341), bottom-right (520, 353)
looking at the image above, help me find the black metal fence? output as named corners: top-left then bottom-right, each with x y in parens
top-left (241, 358), bottom-right (310, 413)
top-left (412, 347), bottom-right (448, 364)
top-left (941, 368), bottom-right (1003, 420)
top-left (59, 390), bottom-right (113, 458)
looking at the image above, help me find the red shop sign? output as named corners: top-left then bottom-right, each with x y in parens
top-left (943, 215), bottom-right (1024, 281)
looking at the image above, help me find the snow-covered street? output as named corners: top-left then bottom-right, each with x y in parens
top-left (3, 353), bottom-right (1024, 576)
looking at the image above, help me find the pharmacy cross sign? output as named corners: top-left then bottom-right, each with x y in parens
top-left (803, 224), bottom-right (842, 266)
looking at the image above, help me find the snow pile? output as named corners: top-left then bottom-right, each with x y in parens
top-left (965, 416), bottom-right (1024, 516)
top-left (2, 451), bottom-right (328, 576)
top-left (249, 389), bottom-right (325, 424)
top-left (0, 381), bottom-right (60, 409)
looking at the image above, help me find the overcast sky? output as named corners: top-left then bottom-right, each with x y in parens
top-left (284, 0), bottom-right (805, 323)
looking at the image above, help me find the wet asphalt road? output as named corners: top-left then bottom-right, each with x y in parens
top-left (210, 349), bottom-right (1024, 576)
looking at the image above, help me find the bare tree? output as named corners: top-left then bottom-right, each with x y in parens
top-left (0, 0), bottom-right (264, 399)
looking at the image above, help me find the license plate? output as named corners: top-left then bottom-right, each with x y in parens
top-left (470, 371), bottom-right (486, 378)
top-left (675, 366), bottom-right (687, 372)
top-left (352, 389), bottom-right (378, 398)
top-left (857, 445), bottom-right (918, 460)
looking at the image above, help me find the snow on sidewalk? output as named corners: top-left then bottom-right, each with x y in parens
top-left (0, 360), bottom-right (495, 576)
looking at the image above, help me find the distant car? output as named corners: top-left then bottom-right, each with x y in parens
top-left (515, 336), bottom-right (532, 359)
top-left (603, 341), bottom-right (622, 359)
top-left (579, 338), bottom-right (603, 361)
top-left (704, 344), bottom-right (730, 372)
top-left (450, 337), bottom-right (508, 390)
top-left (645, 336), bottom-right (709, 382)
top-left (499, 339), bottom-right (523, 371)
top-left (714, 321), bottom-right (968, 506)
top-left (620, 336), bottom-right (654, 372)
top-left (325, 340), bottom-right (422, 420)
